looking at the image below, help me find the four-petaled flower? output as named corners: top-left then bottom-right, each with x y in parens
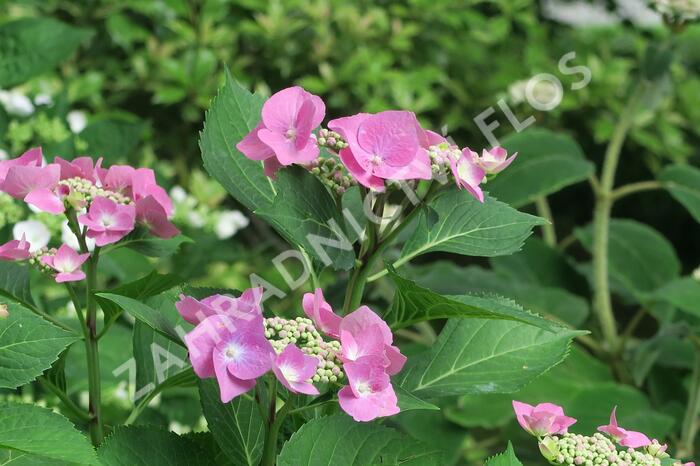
top-left (512, 400), bottom-right (577, 436)
top-left (0, 236), bottom-right (31, 261)
top-left (271, 344), bottom-right (320, 395)
top-left (598, 406), bottom-right (651, 448)
top-left (78, 196), bottom-right (136, 246)
top-left (41, 244), bottom-right (90, 283)
top-left (472, 146), bottom-right (517, 175)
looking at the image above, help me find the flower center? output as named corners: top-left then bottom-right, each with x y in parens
top-left (101, 215), bottom-right (115, 228)
top-left (370, 154), bottom-right (382, 166)
top-left (355, 381), bottom-right (372, 397)
top-left (285, 128), bottom-right (297, 140)
top-left (280, 365), bottom-right (298, 382)
top-left (225, 343), bottom-right (242, 361)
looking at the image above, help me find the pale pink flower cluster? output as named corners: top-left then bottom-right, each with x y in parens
top-left (178, 287), bottom-right (406, 422)
top-left (236, 86), bottom-right (517, 202)
top-left (0, 147), bottom-right (178, 283)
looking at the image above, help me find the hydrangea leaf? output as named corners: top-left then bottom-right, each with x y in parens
top-left (198, 379), bottom-right (265, 466)
top-left (0, 300), bottom-right (79, 389)
top-left (659, 164), bottom-right (700, 223)
top-left (0, 401), bottom-right (97, 464)
top-left (98, 426), bottom-right (213, 465)
top-left (486, 128), bottom-right (594, 207)
top-left (277, 414), bottom-right (444, 466)
top-left (652, 277), bottom-right (700, 317)
top-left (484, 443), bottom-right (523, 466)
top-left (395, 190), bottom-right (545, 271)
top-left (0, 261), bottom-right (33, 308)
top-left (395, 386), bottom-right (440, 412)
top-left (396, 317), bottom-right (581, 398)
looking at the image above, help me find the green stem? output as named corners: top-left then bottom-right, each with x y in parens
top-left (535, 197), bottom-right (556, 247)
top-left (261, 378), bottom-right (294, 466)
top-left (591, 85), bottom-right (641, 355)
top-left (610, 180), bottom-right (663, 201)
top-left (85, 249), bottom-right (103, 446)
top-left (38, 377), bottom-right (91, 423)
top-left (65, 284), bottom-right (88, 340)
top-left (679, 344), bottom-right (700, 458)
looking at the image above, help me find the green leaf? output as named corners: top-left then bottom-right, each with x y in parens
top-left (653, 277), bottom-right (700, 317)
top-left (200, 68), bottom-right (276, 212)
top-left (408, 262), bottom-right (589, 327)
top-left (397, 318), bottom-right (580, 398)
top-left (98, 426), bottom-right (212, 465)
top-left (396, 190), bottom-right (545, 270)
top-left (256, 167), bottom-right (355, 270)
top-left (443, 393), bottom-right (514, 429)
top-left (386, 270), bottom-right (560, 331)
top-left (0, 300), bottom-right (79, 389)
top-left (395, 386), bottom-right (440, 412)
top-left (0, 262), bottom-right (33, 308)
top-left (659, 164), bottom-right (700, 223)
top-left (485, 443), bottom-right (523, 466)
top-left (115, 232), bottom-right (192, 258)
top-left (199, 379), bottom-right (265, 466)
top-left (277, 414), bottom-right (444, 466)
top-left (576, 219), bottom-right (680, 297)
top-left (0, 401), bottom-right (97, 464)
top-left (95, 293), bottom-right (183, 346)
top-left (0, 18), bottom-right (91, 87)
top-left (80, 118), bottom-right (143, 165)
top-left (487, 128), bottom-right (594, 207)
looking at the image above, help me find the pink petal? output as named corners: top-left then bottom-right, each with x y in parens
top-left (619, 431), bottom-right (651, 448)
top-left (338, 383), bottom-right (399, 422)
top-left (1, 164), bottom-right (60, 199)
top-left (257, 128), bottom-right (319, 165)
top-left (271, 344), bottom-right (320, 395)
top-left (340, 326), bottom-right (386, 363)
top-left (356, 111), bottom-right (420, 167)
top-left (263, 157), bottom-right (283, 178)
top-left (24, 187), bottom-right (64, 214)
top-left (0, 147), bottom-right (42, 182)
top-left (214, 353), bottom-right (256, 403)
top-left (176, 294), bottom-right (217, 325)
top-left (0, 238), bottom-right (31, 261)
top-left (260, 87), bottom-right (307, 133)
top-left (301, 288), bottom-right (341, 339)
top-left (217, 331), bottom-right (274, 380)
top-left (338, 148), bottom-right (385, 190)
top-left (55, 271), bottom-right (86, 283)
top-left (340, 306), bottom-right (393, 345)
top-left (512, 400), bottom-right (535, 433)
top-left (135, 196), bottom-right (180, 238)
top-left (236, 122), bottom-right (275, 161)
top-left (384, 345), bottom-right (407, 375)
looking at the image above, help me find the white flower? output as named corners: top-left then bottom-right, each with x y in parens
top-left (61, 221), bottom-right (96, 252)
top-left (0, 90), bottom-right (34, 117)
top-left (169, 186), bottom-right (188, 203)
top-left (168, 421), bottom-right (191, 435)
top-left (13, 220), bottom-right (50, 252)
top-left (693, 266), bottom-right (700, 281)
top-left (0, 149), bottom-right (7, 161)
top-left (214, 210), bottom-right (249, 239)
top-left (66, 110), bottom-right (88, 133)
top-left (187, 211), bottom-right (205, 228)
top-left (34, 93), bottom-right (53, 106)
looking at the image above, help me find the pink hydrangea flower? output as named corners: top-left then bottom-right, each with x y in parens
top-left (135, 195), bottom-right (179, 239)
top-left (338, 359), bottom-right (400, 422)
top-left (473, 146), bottom-right (517, 174)
top-left (78, 196), bottom-right (136, 247)
top-left (55, 156), bottom-right (99, 182)
top-left (271, 344), bottom-right (320, 395)
top-left (0, 162), bottom-right (64, 214)
top-left (183, 313), bottom-right (271, 403)
top-left (512, 401), bottom-right (577, 436)
top-left (328, 111), bottom-right (431, 190)
top-left (41, 244), bottom-right (90, 283)
top-left (0, 236), bottom-right (31, 261)
top-left (176, 288), bottom-right (263, 325)
top-left (302, 288), bottom-right (341, 339)
top-left (236, 86), bottom-right (325, 174)
top-left (0, 147), bottom-right (42, 183)
top-left (598, 407), bottom-right (651, 448)
top-left (449, 148), bottom-right (485, 203)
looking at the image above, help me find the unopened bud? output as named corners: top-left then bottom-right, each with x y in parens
top-left (539, 436), bottom-right (560, 462)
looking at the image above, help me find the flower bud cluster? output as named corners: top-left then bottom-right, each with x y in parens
top-left (317, 128), bottom-right (349, 152)
top-left (544, 433), bottom-right (662, 466)
top-left (28, 246), bottom-right (58, 273)
top-left (428, 142), bottom-right (461, 180)
top-left (306, 157), bottom-right (356, 195)
top-left (58, 177), bottom-right (132, 208)
top-left (263, 316), bottom-right (345, 383)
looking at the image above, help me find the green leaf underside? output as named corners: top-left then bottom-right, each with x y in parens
top-left (200, 68), bottom-right (275, 213)
top-left (98, 426), bottom-right (212, 465)
top-left (199, 379), bottom-right (265, 466)
top-left (487, 127), bottom-right (594, 207)
top-left (576, 219), bottom-right (680, 297)
top-left (256, 167), bottom-right (355, 270)
top-left (659, 164), bottom-right (700, 223)
top-left (0, 18), bottom-right (90, 87)
top-left (397, 190), bottom-right (546, 269)
top-left (95, 293), bottom-right (183, 346)
top-left (387, 270), bottom-right (561, 332)
top-left (0, 401), bottom-right (96, 464)
top-left (397, 318), bottom-right (580, 398)
top-left (277, 414), bottom-right (443, 466)
top-left (0, 300), bottom-right (79, 389)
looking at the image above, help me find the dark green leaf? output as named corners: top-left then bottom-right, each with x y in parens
top-left (395, 386), bottom-right (440, 412)
top-left (0, 262), bottom-right (33, 308)
top-left (98, 426), bottom-right (212, 465)
top-left (660, 164), bottom-right (700, 223)
top-left (80, 118), bottom-right (143, 165)
top-left (653, 277), bottom-right (700, 317)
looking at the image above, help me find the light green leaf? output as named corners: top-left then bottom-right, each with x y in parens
top-left (0, 18), bottom-right (91, 87)
top-left (487, 128), bottom-right (594, 207)
top-left (0, 401), bottom-right (97, 464)
top-left (199, 379), bottom-right (265, 466)
top-left (0, 262), bottom-right (33, 308)
top-left (277, 414), bottom-right (444, 466)
top-left (576, 219), bottom-right (680, 297)
top-left (199, 68), bottom-right (276, 212)
top-left (256, 167), bottom-right (356, 270)
top-left (0, 300), bottom-right (79, 389)
top-left (95, 293), bottom-right (183, 346)
top-left (395, 386), bottom-right (440, 412)
top-left (98, 426), bottom-right (212, 465)
top-left (485, 443), bottom-right (523, 466)
top-left (659, 164), bottom-right (700, 222)
top-left (386, 270), bottom-right (560, 331)
top-left (397, 318), bottom-right (580, 398)
top-left (395, 191), bottom-right (545, 270)
top-left (653, 277), bottom-right (700, 317)
top-left (116, 232), bottom-right (192, 258)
